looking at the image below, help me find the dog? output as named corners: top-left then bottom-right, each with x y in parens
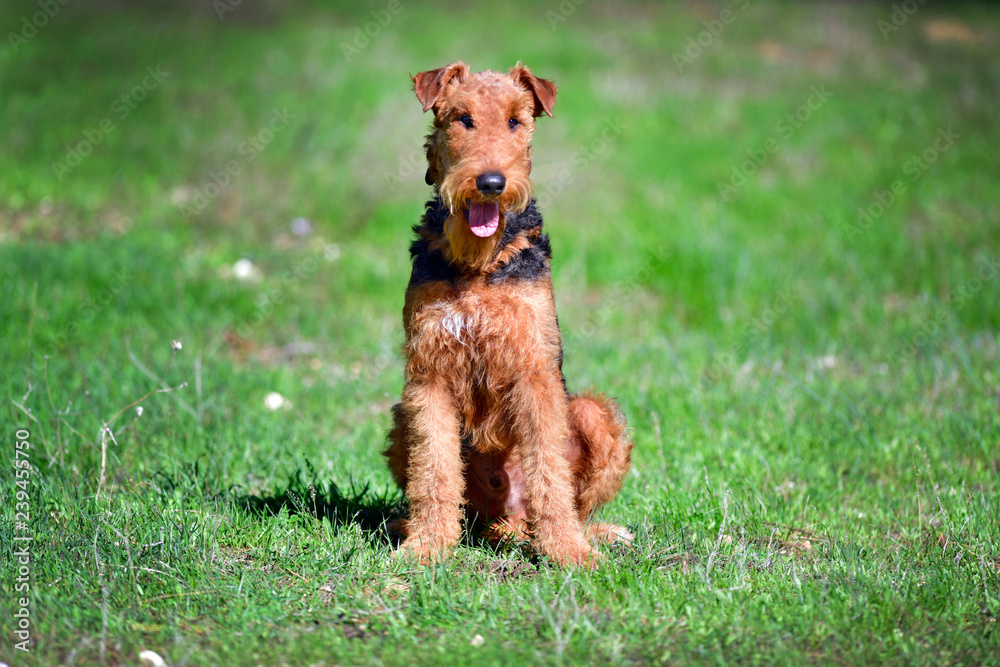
top-left (385, 61), bottom-right (632, 567)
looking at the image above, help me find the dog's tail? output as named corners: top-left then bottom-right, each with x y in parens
top-left (567, 393), bottom-right (632, 520)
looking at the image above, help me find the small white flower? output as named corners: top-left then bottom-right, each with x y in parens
top-left (264, 392), bottom-right (290, 411)
top-left (816, 354), bottom-right (836, 369)
top-left (139, 650), bottom-right (167, 667)
top-left (171, 340), bottom-right (183, 351)
top-left (470, 634), bottom-right (485, 647)
top-left (136, 406), bottom-right (144, 417)
top-left (170, 185), bottom-right (195, 205)
top-left (232, 258), bottom-right (261, 282)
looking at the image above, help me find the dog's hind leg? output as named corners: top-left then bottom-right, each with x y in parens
top-left (566, 393), bottom-right (634, 544)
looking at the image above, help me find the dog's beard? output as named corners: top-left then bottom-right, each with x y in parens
top-left (439, 173), bottom-right (533, 239)
top-left (434, 164), bottom-right (533, 270)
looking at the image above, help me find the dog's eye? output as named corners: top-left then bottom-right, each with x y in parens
top-left (508, 117), bottom-right (520, 130)
top-left (459, 115), bottom-right (474, 129)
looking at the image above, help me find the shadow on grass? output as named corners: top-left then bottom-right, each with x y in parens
top-left (237, 462), bottom-right (406, 547)
top-left (235, 463), bottom-right (548, 566)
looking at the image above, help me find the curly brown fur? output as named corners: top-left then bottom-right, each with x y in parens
top-left (384, 62), bottom-right (632, 567)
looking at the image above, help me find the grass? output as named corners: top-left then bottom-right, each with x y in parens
top-left (1, 0), bottom-right (999, 664)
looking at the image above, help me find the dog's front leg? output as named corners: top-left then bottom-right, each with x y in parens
top-left (397, 379), bottom-right (465, 564)
top-left (511, 375), bottom-right (600, 568)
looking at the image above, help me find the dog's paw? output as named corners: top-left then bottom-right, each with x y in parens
top-left (541, 536), bottom-right (604, 569)
top-left (587, 522), bottom-right (635, 545)
top-left (395, 534), bottom-right (453, 566)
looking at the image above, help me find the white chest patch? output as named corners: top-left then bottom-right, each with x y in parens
top-left (432, 302), bottom-right (473, 345)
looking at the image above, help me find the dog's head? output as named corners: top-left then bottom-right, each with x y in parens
top-left (412, 61), bottom-right (556, 267)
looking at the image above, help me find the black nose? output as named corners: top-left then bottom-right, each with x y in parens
top-left (476, 172), bottom-right (506, 195)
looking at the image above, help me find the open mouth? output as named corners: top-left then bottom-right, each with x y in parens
top-left (467, 201), bottom-right (500, 238)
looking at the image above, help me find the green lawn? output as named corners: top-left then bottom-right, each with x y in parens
top-left (1, 1), bottom-right (999, 665)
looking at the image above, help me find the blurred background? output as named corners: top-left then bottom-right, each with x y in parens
top-left (2, 0), bottom-right (998, 493)
top-left (2, 1), bottom-right (999, 663)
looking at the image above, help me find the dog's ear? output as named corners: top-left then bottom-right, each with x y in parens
top-left (411, 62), bottom-right (470, 113)
top-left (510, 62), bottom-right (557, 118)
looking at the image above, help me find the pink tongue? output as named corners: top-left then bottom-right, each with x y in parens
top-left (468, 202), bottom-right (500, 238)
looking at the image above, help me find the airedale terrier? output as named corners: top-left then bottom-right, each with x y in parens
top-left (384, 61), bottom-right (632, 567)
